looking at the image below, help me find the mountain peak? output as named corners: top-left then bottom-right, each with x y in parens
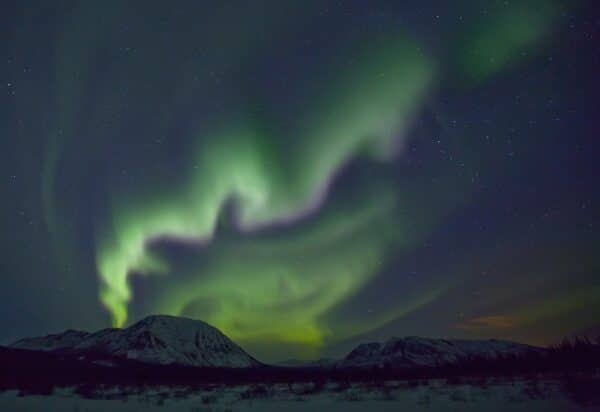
top-left (11, 315), bottom-right (260, 368)
top-left (128, 314), bottom-right (216, 335)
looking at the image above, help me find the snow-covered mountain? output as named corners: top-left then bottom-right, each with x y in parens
top-left (11, 315), bottom-right (260, 368)
top-left (338, 336), bottom-right (542, 368)
top-left (11, 318), bottom-right (543, 371)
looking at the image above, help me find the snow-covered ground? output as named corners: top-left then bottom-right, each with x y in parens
top-left (0, 378), bottom-right (593, 411)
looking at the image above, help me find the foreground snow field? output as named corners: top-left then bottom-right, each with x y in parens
top-left (0, 378), bottom-right (595, 411)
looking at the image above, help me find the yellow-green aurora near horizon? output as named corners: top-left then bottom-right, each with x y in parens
top-left (97, 35), bottom-right (435, 348)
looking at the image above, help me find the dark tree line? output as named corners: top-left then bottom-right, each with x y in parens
top-left (1, 336), bottom-right (599, 395)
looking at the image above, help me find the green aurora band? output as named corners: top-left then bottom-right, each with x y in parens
top-left (97, 36), bottom-right (435, 340)
top-left (34, 1), bottom-right (567, 356)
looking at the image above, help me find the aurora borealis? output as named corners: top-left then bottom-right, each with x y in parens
top-left (2, 1), bottom-right (599, 361)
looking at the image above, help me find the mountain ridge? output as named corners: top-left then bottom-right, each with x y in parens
top-left (10, 315), bottom-right (543, 370)
top-left (338, 335), bottom-right (543, 368)
top-left (11, 315), bottom-right (260, 368)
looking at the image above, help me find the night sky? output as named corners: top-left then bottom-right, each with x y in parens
top-left (1, 0), bottom-right (599, 362)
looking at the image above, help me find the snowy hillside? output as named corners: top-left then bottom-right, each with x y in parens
top-left (339, 336), bottom-right (542, 368)
top-left (11, 315), bottom-right (259, 368)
